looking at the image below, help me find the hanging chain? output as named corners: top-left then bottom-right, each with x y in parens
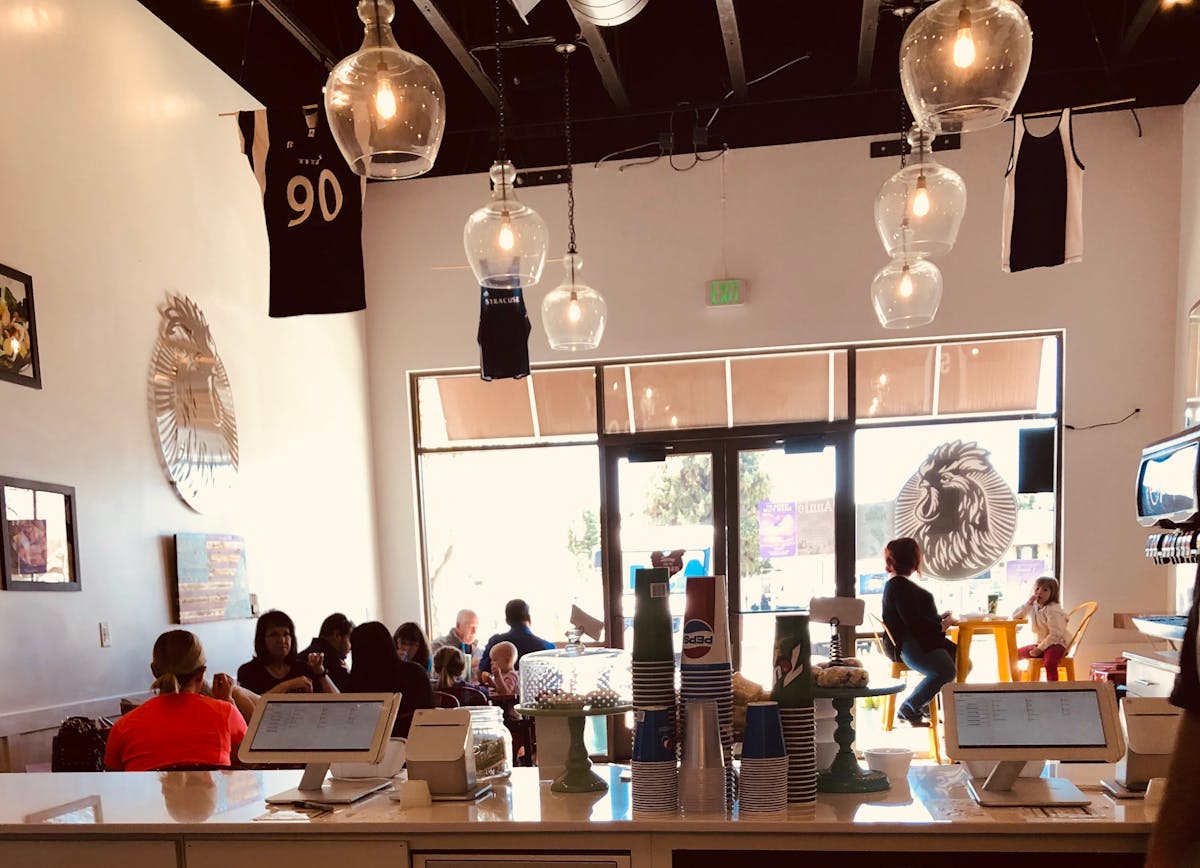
top-left (562, 46), bottom-right (577, 255)
top-left (494, 0), bottom-right (507, 162)
top-left (899, 90), bottom-right (909, 169)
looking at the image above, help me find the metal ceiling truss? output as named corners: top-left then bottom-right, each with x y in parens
top-left (258, 0), bottom-right (337, 69)
top-left (566, 10), bottom-right (632, 110)
top-left (714, 0), bottom-right (748, 100)
top-left (411, 0), bottom-right (502, 111)
top-left (1116, 0), bottom-right (1161, 62)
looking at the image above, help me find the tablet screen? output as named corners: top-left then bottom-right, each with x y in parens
top-left (248, 700), bottom-right (386, 752)
top-left (952, 688), bottom-right (1106, 748)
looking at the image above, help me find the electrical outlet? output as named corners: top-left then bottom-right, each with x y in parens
top-left (99, 622), bottom-right (112, 647)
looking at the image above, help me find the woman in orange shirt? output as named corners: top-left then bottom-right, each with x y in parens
top-left (105, 630), bottom-right (247, 771)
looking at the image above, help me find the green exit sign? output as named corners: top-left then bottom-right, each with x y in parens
top-left (707, 278), bottom-right (747, 307)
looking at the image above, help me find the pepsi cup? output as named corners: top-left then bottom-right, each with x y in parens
top-left (742, 702), bottom-right (787, 760)
top-left (633, 706), bottom-right (676, 763)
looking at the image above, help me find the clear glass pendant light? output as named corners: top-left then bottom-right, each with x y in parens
top-left (875, 127), bottom-right (967, 259)
top-left (542, 44), bottom-right (606, 351)
top-left (324, 0), bottom-right (445, 179)
top-left (900, 0), bottom-right (1033, 134)
top-left (463, 0), bottom-right (547, 289)
top-left (871, 257), bottom-right (943, 329)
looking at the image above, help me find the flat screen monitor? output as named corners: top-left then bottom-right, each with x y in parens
top-left (239, 693), bottom-right (402, 805)
top-left (942, 682), bottom-right (1124, 807)
top-left (1137, 428), bottom-right (1200, 527)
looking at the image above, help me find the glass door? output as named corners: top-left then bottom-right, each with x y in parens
top-left (605, 443), bottom-right (726, 662)
top-left (729, 437), bottom-right (850, 686)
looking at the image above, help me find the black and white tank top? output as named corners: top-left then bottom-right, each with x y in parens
top-left (1002, 109), bottom-right (1085, 273)
top-left (477, 284), bottom-right (531, 381)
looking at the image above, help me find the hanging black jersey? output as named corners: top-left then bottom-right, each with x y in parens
top-left (238, 108), bottom-right (367, 317)
top-left (1002, 108), bottom-right (1085, 273)
top-left (478, 285), bottom-right (531, 381)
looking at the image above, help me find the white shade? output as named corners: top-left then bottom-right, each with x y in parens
top-left (871, 258), bottom-right (943, 329)
top-left (541, 253), bottom-right (606, 351)
top-left (324, 0), bottom-right (445, 179)
top-left (875, 127), bottom-right (967, 259)
top-left (900, 0), bottom-right (1033, 134)
top-left (463, 161), bottom-right (549, 289)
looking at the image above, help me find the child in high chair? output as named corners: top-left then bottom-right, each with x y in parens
top-left (1012, 576), bottom-right (1071, 681)
top-left (488, 641), bottom-right (520, 696)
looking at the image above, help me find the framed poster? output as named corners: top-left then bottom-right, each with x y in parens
top-left (0, 263), bottom-right (41, 389)
top-left (173, 532), bottom-right (251, 623)
top-left (0, 477), bottom-right (79, 591)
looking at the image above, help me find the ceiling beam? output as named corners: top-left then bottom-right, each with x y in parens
top-left (1116, 0), bottom-right (1160, 62)
top-left (714, 0), bottom-right (748, 100)
top-left (411, 0), bottom-right (502, 111)
top-left (258, 0), bottom-right (337, 70)
top-left (856, 0), bottom-right (881, 88)
top-left (568, 10), bottom-right (632, 111)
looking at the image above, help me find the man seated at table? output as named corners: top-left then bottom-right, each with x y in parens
top-left (479, 599), bottom-right (554, 674)
top-left (431, 608), bottom-right (483, 674)
top-left (297, 612), bottom-right (353, 691)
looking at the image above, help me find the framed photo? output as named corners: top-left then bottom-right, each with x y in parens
top-left (0, 477), bottom-right (79, 591)
top-left (0, 263), bottom-right (40, 389)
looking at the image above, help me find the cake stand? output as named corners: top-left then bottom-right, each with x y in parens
top-left (515, 704), bottom-right (632, 793)
top-left (813, 682), bottom-right (904, 794)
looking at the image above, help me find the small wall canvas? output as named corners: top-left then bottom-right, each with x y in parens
top-left (0, 263), bottom-right (40, 389)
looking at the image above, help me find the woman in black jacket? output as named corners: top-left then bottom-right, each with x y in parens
top-left (881, 537), bottom-right (957, 727)
top-left (347, 621), bottom-right (435, 738)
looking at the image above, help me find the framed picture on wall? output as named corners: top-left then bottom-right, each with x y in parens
top-left (0, 477), bottom-right (79, 591)
top-left (0, 263), bottom-right (41, 389)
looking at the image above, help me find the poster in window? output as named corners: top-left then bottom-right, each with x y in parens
top-left (757, 501), bottom-right (797, 558)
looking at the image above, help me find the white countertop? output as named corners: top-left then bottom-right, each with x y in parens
top-left (0, 764), bottom-right (1155, 841)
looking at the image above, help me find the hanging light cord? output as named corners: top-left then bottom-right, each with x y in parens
top-left (562, 47), bottom-right (577, 256)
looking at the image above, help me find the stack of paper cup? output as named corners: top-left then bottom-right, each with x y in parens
top-left (738, 701), bottom-right (789, 814)
top-left (679, 575), bottom-right (735, 806)
top-left (632, 569), bottom-right (677, 736)
top-left (631, 706), bottom-right (677, 813)
top-left (679, 699), bottom-right (726, 815)
top-left (771, 613), bottom-right (817, 804)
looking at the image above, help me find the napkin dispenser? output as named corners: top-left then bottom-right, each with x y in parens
top-left (405, 709), bottom-right (477, 796)
top-left (1116, 697), bottom-right (1181, 790)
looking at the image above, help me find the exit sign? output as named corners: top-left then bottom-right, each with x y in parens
top-left (707, 278), bottom-right (747, 307)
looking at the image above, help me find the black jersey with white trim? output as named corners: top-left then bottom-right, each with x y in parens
top-left (478, 285), bottom-right (531, 381)
top-left (238, 108), bottom-right (367, 317)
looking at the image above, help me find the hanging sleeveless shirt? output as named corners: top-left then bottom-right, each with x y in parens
top-left (1002, 109), bottom-right (1085, 273)
top-left (477, 284), bottom-right (531, 381)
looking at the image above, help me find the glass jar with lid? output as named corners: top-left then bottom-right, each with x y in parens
top-left (519, 638), bottom-right (632, 710)
top-left (467, 706), bottom-right (512, 781)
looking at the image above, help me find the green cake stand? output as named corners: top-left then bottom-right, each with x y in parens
top-left (515, 704), bottom-right (633, 793)
top-left (813, 682), bottom-right (905, 794)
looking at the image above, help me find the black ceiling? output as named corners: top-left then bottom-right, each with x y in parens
top-left (140, 0), bottom-right (1200, 177)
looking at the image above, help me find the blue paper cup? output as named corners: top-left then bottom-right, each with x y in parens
top-left (633, 706), bottom-right (676, 762)
top-left (742, 701), bottom-right (787, 760)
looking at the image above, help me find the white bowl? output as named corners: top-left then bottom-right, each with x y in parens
top-left (864, 747), bottom-right (914, 781)
top-left (330, 737), bottom-right (407, 780)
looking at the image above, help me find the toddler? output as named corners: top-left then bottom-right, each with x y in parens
top-left (488, 641), bottom-right (519, 695)
top-left (1012, 576), bottom-right (1071, 681)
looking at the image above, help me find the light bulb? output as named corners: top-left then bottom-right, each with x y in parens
top-left (374, 71), bottom-right (397, 122)
top-left (899, 266), bottom-right (914, 298)
top-left (497, 212), bottom-right (514, 251)
top-left (911, 175), bottom-right (931, 217)
top-left (567, 292), bottom-right (582, 323)
top-left (953, 6), bottom-right (976, 68)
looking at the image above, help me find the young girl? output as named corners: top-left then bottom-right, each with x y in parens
top-left (1012, 576), bottom-right (1071, 681)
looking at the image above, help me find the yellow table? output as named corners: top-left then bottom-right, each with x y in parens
top-left (950, 617), bottom-right (1023, 682)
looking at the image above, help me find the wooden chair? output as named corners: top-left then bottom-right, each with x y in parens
top-left (869, 614), bottom-right (944, 764)
top-left (1019, 601), bottom-right (1098, 682)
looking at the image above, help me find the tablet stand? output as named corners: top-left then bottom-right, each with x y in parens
top-left (265, 762), bottom-right (391, 805)
top-left (966, 760), bottom-right (1089, 807)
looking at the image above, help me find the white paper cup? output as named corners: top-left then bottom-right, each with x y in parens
top-left (864, 747), bottom-right (914, 781)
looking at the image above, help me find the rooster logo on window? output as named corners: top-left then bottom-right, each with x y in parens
top-left (894, 440), bottom-right (1017, 580)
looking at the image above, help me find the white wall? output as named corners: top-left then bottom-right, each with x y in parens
top-left (365, 106), bottom-right (1183, 662)
top-left (0, 0), bottom-right (379, 717)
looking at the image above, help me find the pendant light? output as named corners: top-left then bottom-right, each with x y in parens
top-left (871, 257), bottom-right (943, 329)
top-left (900, 0), bottom-right (1033, 134)
top-left (541, 44), bottom-right (607, 351)
top-left (875, 126), bottom-right (967, 259)
top-left (463, 0), bottom-right (548, 289)
top-left (324, 0), bottom-right (445, 179)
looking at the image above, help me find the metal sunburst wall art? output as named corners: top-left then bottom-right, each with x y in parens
top-left (149, 295), bottom-right (239, 513)
top-left (894, 440), bottom-right (1017, 581)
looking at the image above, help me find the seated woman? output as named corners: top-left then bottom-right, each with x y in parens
top-left (433, 646), bottom-right (488, 707)
top-left (105, 630), bottom-right (247, 771)
top-left (348, 621), bottom-right (436, 738)
top-left (881, 536), bottom-right (957, 727)
top-left (237, 609), bottom-right (336, 695)
top-left (393, 621), bottom-right (432, 676)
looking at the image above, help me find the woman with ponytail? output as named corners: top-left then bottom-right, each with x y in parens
top-left (104, 630), bottom-right (247, 771)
